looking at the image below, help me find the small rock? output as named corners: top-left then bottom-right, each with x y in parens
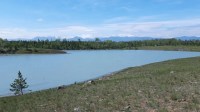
top-left (57, 85), bottom-right (65, 90)
top-left (124, 105), bottom-right (130, 110)
top-left (122, 104), bottom-right (131, 112)
top-left (87, 80), bottom-right (95, 85)
top-left (74, 107), bottom-right (80, 112)
top-left (99, 98), bottom-right (104, 102)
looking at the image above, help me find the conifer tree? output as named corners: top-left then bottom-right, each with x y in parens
top-left (10, 71), bottom-right (29, 95)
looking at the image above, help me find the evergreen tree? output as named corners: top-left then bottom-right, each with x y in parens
top-left (10, 71), bottom-right (29, 95)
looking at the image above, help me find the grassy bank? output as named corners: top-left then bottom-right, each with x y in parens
top-left (0, 48), bottom-right (66, 54)
top-left (138, 45), bottom-right (200, 52)
top-left (16, 48), bottom-right (66, 54)
top-left (1, 57), bottom-right (200, 111)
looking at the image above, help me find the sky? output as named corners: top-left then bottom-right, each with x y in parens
top-left (0, 0), bottom-right (200, 39)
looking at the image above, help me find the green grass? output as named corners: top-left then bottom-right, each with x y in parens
top-left (138, 45), bottom-right (200, 52)
top-left (1, 57), bottom-right (200, 111)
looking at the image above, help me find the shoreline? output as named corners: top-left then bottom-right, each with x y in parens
top-left (1, 56), bottom-right (200, 111)
top-left (0, 48), bottom-right (66, 54)
top-left (1, 55), bottom-right (200, 97)
top-left (0, 49), bottom-right (200, 97)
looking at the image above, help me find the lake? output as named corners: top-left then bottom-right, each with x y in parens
top-left (1, 50), bottom-right (200, 96)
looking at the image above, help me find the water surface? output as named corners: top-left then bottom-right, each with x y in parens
top-left (0, 50), bottom-right (200, 96)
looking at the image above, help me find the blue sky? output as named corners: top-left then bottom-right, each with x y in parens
top-left (0, 0), bottom-right (200, 39)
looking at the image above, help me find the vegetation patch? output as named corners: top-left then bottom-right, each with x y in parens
top-left (1, 38), bottom-right (200, 53)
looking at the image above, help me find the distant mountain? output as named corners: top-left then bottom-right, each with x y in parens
top-left (175, 36), bottom-right (200, 40)
top-left (67, 36), bottom-right (93, 41)
top-left (65, 36), bottom-right (200, 41)
top-left (99, 36), bottom-right (153, 42)
top-left (28, 36), bottom-right (200, 42)
top-left (32, 36), bottom-right (57, 41)
top-left (66, 36), bottom-right (154, 42)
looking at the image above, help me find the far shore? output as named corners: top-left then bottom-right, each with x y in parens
top-left (0, 48), bottom-right (66, 54)
top-left (1, 45), bottom-right (200, 55)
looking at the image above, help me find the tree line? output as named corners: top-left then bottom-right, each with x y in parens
top-left (1, 38), bottom-right (200, 52)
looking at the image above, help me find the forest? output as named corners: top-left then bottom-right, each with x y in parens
top-left (0, 38), bottom-right (200, 53)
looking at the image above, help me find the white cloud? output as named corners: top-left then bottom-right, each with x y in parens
top-left (1, 18), bottom-right (200, 39)
top-left (56, 26), bottom-right (95, 38)
top-left (0, 28), bottom-right (32, 39)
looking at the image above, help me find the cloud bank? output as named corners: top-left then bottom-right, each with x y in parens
top-left (1, 18), bottom-right (200, 39)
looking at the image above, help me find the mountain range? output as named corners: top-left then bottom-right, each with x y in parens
top-left (8, 36), bottom-right (200, 41)
top-left (67, 36), bottom-right (154, 42)
top-left (175, 36), bottom-right (200, 41)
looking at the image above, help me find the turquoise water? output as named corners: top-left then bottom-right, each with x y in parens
top-left (0, 50), bottom-right (200, 96)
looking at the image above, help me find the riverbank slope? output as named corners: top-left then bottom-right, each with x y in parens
top-left (0, 56), bottom-right (200, 111)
